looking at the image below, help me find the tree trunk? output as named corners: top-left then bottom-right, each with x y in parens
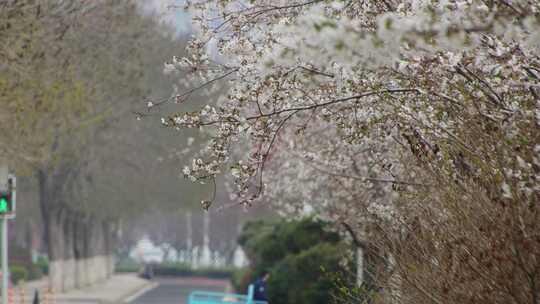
top-left (74, 214), bottom-right (87, 288)
top-left (186, 211), bottom-right (192, 264)
top-left (47, 208), bottom-right (66, 292)
top-left (201, 212), bottom-right (211, 267)
top-left (38, 168), bottom-right (118, 290)
top-left (86, 217), bottom-right (99, 285)
top-left (38, 168), bottom-right (77, 292)
top-left (103, 220), bottom-right (115, 278)
top-left (92, 218), bottom-right (106, 282)
top-left (83, 216), bottom-right (93, 286)
top-left (62, 213), bottom-right (76, 291)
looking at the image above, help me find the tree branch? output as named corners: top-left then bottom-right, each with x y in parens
top-left (246, 88), bottom-right (420, 120)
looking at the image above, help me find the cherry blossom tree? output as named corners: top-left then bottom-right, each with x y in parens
top-left (156, 1), bottom-right (539, 303)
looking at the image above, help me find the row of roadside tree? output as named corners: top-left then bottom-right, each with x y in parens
top-left (0, 0), bottom-right (205, 291)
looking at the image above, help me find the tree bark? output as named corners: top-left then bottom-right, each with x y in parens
top-left (91, 218), bottom-right (106, 282)
top-left (38, 168), bottom-right (118, 290)
top-left (74, 213), bottom-right (87, 288)
top-left (83, 216), bottom-right (93, 286)
top-left (86, 217), bottom-right (98, 285)
top-left (186, 211), bottom-right (192, 263)
top-left (62, 212), bottom-right (76, 291)
top-left (201, 211), bottom-right (211, 267)
top-left (38, 167), bottom-right (75, 292)
top-left (47, 207), bottom-right (66, 292)
top-left (103, 219), bottom-right (116, 278)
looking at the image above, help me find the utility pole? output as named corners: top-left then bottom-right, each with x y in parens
top-left (0, 165), bottom-right (16, 304)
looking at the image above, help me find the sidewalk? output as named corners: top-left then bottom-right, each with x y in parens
top-left (10, 274), bottom-right (155, 304)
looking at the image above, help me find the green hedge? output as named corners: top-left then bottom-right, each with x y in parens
top-left (10, 265), bottom-right (28, 285)
top-left (9, 263), bottom-right (44, 284)
top-left (152, 264), bottom-right (234, 279)
top-left (115, 257), bottom-right (140, 273)
top-left (116, 265), bottom-right (141, 273)
top-left (114, 260), bottom-right (235, 279)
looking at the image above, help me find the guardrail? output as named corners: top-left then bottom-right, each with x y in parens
top-left (188, 285), bottom-right (267, 304)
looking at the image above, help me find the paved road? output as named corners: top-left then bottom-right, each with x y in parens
top-left (131, 277), bottom-right (229, 304)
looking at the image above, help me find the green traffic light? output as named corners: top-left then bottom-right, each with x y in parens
top-left (0, 197), bottom-right (7, 213)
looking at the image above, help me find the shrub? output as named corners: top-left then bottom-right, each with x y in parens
top-left (268, 243), bottom-right (351, 304)
top-left (10, 265), bottom-right (28, 285)
top-left (151, 263), bottom-right (234, 279)
top-left (238, 218), bottom-right (355, 303)
top-left (231, 268), bottom-right (251, 293)
top-left (35, 256), bottom-right (48, 275)
top-left (239, 218), bottom-right (341, 278)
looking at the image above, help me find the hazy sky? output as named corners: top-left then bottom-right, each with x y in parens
top-left (138, 0), bottom-right (191, 34)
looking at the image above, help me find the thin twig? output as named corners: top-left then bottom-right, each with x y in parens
top-left (257, 109), bottom-right (301, 197)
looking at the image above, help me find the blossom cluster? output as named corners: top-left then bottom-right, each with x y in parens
top-left (163, 0), bottom-right (538, 214)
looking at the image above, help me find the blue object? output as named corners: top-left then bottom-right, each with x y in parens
top-left (252, 278), bottom-right (268, 301)
top-left (188, 284), bottom-right (267, 304)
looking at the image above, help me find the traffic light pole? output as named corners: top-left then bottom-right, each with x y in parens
top-left (1, 218), bottom-right (7, 304)
top-left (0, 165), bottom-right (12, 304)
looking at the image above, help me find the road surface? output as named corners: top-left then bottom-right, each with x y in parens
top-left (131, 277), bottom-right (230, 304)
